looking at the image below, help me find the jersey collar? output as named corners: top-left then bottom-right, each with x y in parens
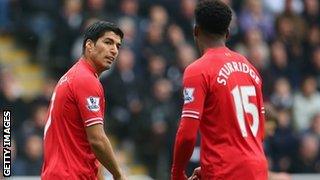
top-left (79, 58), bottom-right (99, 78)
top-left (204, 46), bottom-right (229, 54)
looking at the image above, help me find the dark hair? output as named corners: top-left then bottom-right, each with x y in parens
top-left (82, 21), bottom-right (124, 53)
top-left (195, 0), bottom-right (232, 35)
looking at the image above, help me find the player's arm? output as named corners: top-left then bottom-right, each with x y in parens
top-left (86, 124), bottom-right (125, 180)
top-left (73, 75), bottom-right (126, 179)
top-left (189, 167), bottom-right (201, 180)
top-left (172, 118), bottom-right (200, 180)
top-left (97, 162), bottom-right (105, 180)
top-left (172, 68), bottom-right (206, 180)
top-left (268, 171), bottom-right (291, 180)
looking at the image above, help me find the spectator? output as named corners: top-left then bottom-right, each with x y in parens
top-left (220, 0), bottom-right (239, 46)
top-left (143, 78), bottom-right (179, 179)
top-left (102, 47), bottom-right (143, 141)
top-left (145, 54), bottom-right (167, 89)
top-left (0, 0), bottom-right (10, 32)
top-left (117, 16), bottom-right (140, 50)
top-left (263, 0), bottom-right (303, 15)
top-left (119, 0), bottom-right (139, 18)
top-left (141, 21), bottom-right (172, 64)
top-left (293, 76), bottom-right (320, 131)
top-left (270, 77), bottom-right (294, 110)
top-left (0, 139), bottom-right (26, 175)
top-left (303, 113), bottom-right (320, 139)
top-left (262, 40), bottom-right (299, 96)
top-left (70, 17), bottom-right (99, 62)
top-left (17, 102), bottom-right (47, 156)
top-left (238, 0), bottom-right (274, 40)
top-left (290, 134), bottom-right (320, 173)
top-left (6, 135), bottom-right (43, 176)
top-left (32, 77), bottom-right (57, 105)
top-left (116, 0), bottom-right (142, 62)
top-left (235, 28), bottom-right (270, 67)
top-left (149, 4), bottom-right (169, 28)
top-left (275, 2), bottom-right (306, 46)
top-left (309, 47), bottom-right (320, 89)
top-left (302, 0), bottom-right (320, 26)
top-left (174, 0), bottom-right (197, 40)
top-left (0, 69), bottom-right (27, 130)
top-left (85, 0), bottom-right (108, 20)
top-left (302, 25), bottom-right (320, 72)
top-left (19, 0), bottom-right (59, 59)
top-left (269, 109), bottom-right (297, 172)
top-left (19, 135), bottom-right (43, 175)
top-left (168, 43), bottom-right (197, 96)
top-left (48, 0), bottom-right (84, 76)
top-left (166, 23), bottom-right (187, 49)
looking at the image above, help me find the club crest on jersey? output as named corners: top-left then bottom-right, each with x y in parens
top-left (183, 88), bottom-right (195, 104)
top-left (87, 97), bottom-right (100, 112)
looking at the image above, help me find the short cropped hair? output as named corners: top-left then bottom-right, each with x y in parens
top-left (82, 21), bottom-right (124, 53)
top-left (195, 0), bottom-right (232, 35)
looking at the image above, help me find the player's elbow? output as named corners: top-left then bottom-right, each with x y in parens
top-left (182, 135), bottom-right (197, 144)
top-left (176, 118), bottom-right (199, 143)
top-left (176, 130), bottom-right (197, 145)
top-left (176, 127), bottom-right (197, 143)
top-left (88, 135), bottom-right (107, 151)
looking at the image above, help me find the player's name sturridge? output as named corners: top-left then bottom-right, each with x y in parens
top-left (216, 61), bottom-right (261, 86)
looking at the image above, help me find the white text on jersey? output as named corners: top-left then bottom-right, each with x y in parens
top-left (216, 61), bottom-right (261, 86)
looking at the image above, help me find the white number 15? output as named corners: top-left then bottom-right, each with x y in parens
top-left (231, 85), bottom-right (259, 137)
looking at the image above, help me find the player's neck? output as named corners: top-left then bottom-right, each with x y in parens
top-left (200, 39), bottom-right (226, 55)
top-left (81, 55), bottom-right (102, 76)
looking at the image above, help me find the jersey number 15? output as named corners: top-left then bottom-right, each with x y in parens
top-left (231, 85), bottom-right (259, 137)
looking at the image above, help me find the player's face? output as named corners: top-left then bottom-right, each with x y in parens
top-left (90, 31), bottom-right (122, 72)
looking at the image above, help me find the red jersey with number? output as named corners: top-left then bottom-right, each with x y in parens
top-left (181, 47), bottom-right (267, 179)
top-left (41, 59), bottom-right (105, 180)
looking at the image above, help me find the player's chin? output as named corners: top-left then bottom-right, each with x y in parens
top-left (104, 63), bottom-right (112, 70)
top-left (100, 60), bottom-right (109, 67)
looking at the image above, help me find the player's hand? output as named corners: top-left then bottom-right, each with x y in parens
top-left (113, 172), bottom-right (127, 180)
top-left (188, 167), bottom-right (201, 180)
top-left (171, 173), bottom-right (188, 180)
top-left (171, 168), bottom-right (188, 180)
top-left (113, 175), bottom-right (127, 180)
top-left (268, 171), bottom-right (291, 180)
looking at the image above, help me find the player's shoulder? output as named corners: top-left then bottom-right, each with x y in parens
top-left (235, 51), bottom-right (261, 72)
top-left (184, 57), bottom-right (205, 77)
top-left (231, 50), bottom-right (244, 58)
top-left (69, 62), bottom-right (100, 87)
top-left (229, 50), bottom-right (259, 70)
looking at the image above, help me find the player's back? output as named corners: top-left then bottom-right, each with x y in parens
top-left (187, 47), bottom-right (267, 179)
top-left (42, 60), bottom-right (102, 180)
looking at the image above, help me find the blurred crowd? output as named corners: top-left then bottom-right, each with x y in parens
top-left (1, 0), bottom-right (320, 179)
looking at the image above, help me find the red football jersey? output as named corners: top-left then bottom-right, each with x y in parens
top-left (181, 47), bottom-right (267, 179)
top-left (41, 59), bottom-right (105, 180)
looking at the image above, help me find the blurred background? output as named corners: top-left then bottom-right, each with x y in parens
top-left (0, 0), bottom-right (320, 179)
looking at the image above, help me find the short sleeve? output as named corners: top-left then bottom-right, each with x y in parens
top-left (73, 76), bottom-right (104, 127)
top-left (181, 69), bottom-right (207, 120)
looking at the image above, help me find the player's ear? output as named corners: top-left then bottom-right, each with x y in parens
top-left (193, 25), bottom-right (200, 38)
top-left (226, 28), bottom-right (230, 40)
top-left (86, 39), bottom-right (94, 52)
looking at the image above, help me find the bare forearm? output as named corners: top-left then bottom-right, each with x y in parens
top-left (91, 136), bottom-right (122, 178)
top-left (268, 171), bottom-right (291, 180)
top-left (97, 163), bottom-right (105, 180)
